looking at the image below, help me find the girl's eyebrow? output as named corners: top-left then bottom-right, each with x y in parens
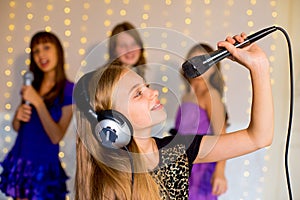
top-left (128, 81), bottom-right (146, 94)
top-left (128, 84), bottom-right (140, 94)
top-left (128, 83), bottom-right (143, 94)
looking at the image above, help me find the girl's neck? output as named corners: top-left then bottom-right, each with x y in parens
top-left (134, 137), bottom-right (159, 170)
top-left (191, 78), bottom-right (209, 93)
top-left (40, 71), bottom-right (56, 96)
top-left (134, 137), bottom-right (157, 154)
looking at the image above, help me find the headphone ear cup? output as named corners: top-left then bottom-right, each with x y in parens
top-left (95, 110), bottom-right (133, 149)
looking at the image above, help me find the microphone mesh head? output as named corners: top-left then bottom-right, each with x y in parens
top-left (23, 71), bottom-right (34, 85)
top-left (182, 60), bottom-right (201, 78)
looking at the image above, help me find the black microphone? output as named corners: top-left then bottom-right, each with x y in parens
top-left (182, 26), bottom-right (278, 78)
top-left (23, 71), bottom-right (34, 104)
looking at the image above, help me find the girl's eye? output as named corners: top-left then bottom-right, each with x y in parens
top-left (133, 84), bottom-right (150, 98)
top-left (134, 90), bottom-right (143, 98)
top-left (32, 49), bottom-right (39, 55)
top-left (44, 45), bottom-right (50, 51)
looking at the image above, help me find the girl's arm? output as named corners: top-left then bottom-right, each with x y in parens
top-left (22, 85), bottom-right (73, 144)
top-left (195, 33), bottom-right (274, 163)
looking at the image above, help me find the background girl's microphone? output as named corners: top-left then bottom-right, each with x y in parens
top-left (23, 71), bottom-right (34, 105)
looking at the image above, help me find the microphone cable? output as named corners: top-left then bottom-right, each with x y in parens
top-left (276, 26), bottom-right (294, 200)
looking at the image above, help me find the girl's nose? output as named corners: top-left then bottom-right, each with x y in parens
top-left (147, 87), bottom-right (159, 99)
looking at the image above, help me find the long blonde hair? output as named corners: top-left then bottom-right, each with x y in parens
top-left (75, 64), bottom-right (160, 200)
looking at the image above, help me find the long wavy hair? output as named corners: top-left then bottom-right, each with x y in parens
top-left (75, 64), bottom-right (160, 200)
top-left (108, 21), bottom-right (146, 78)
top-left (29, 31), bottom-right (67, 106)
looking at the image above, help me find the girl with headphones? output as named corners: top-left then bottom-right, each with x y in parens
top-left (74, 32), bottom-right (273, 200)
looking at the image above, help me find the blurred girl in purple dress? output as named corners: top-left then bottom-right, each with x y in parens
top-left (175, 43), bottom-right (229, 199)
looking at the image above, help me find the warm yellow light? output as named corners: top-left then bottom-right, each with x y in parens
top-left (9, 13), bottom-right (15, 19)
top-left (270, 1), bottom-right (276, 7)
top-left (247, 21), bottom-right (254, 27)
top-left (185, 18), bottom-right (191, 25)
top-left (181, 41), bottom-right (187, 48)
top-left (43, 15), bottom-right (50, 22)
top-left (27, 13), bottom-right (33, 20)
top-left (104, 20), bottom-right (111, 27)
top-left (186, 0), bottom-right (192, 5)
top-left (4, 114), bottom-right (10, 120)
top-left (9, 1), bottom-right (16, 8)
top-left (25, 59), bottom-right (30, 65)
top-left (82, 15), bottom-right (88, 21)
top-left (106, 9), bottom-right (113, 15)
top-left (164, 55), bottom-right (170, 61)
top-left (58, 151), bottom-right (65, 158)
top-left (165, 22), bottom-right (172, 28)
top-left (204, 0), bottom-right (211, 5)
top-left (64, 19), bottom-right (71, 26)
top-left (160, 97), bottom-right (167, 104)
top-left (120, 9), bottom-right (126, 16)
top-left (6, 81), bottom-right (13, 87)
top-left (4, 93), bottom-right (11, 98)
top-left (162, 87), bottom-right (169, 93)
top-left (46, 4), bottom-right (53, 11)
top-left (64, 7), bottom-right (71, 14)
top-left (7, 59), bottom-right (14, 65)
top-left (8, 47), bottom-right (13, 53)
top-left (45, 26), bottom-right (52, 32)
top-left (161, 43), bottom-right (167, 49)
top-left (205, 9), bottom-right (211, 16)
top-left (81, 60), bottom-right (87, 67)
top-left (4, 70), bottom-right (11, 76)
top-left (162, 76), bottom-right (168, 82)
top-left (4, 126), bottom-right (11, 132)
top-left (272, 12), bottom-right (278, 18)
top-left (65, 30), bottom-right (71, 37)
top-left (247, 9), bottom-right (253, 16)
top-left (6, 36), bottom-right (12, 42)
top-left (5, 136), bottom-right (12, 143)
top-left (185, 7), bottom-right (191, 13)
top-left (250, 0), bottom-right (256, 5)
top-left (165, 0), bottom-right (172, 6)
top-left (80, 37), bottom-right (87, 44)
top-left (24, 25), bottom-right (31, 31)
top-left (83, 3), bottom-right (90, 9)
top-left (60, 140), bottom-right (65, 146)
top-left (78, 49), bottom-right (85, 55)
top-left (8, 24), bottom-right (15, 31)
top-left (142, 14), bottom-right (149, 20)
top-left (144, 4), bottom-right (150, 11)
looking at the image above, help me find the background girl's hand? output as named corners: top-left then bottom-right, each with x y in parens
top-left (15, 104), bottom-right (32, 122)
top-left (21, 85), bottom-right (43, 107)
top-left (211, 170), bottom-right (227, 196)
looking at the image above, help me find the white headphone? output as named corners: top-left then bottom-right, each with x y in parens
top-left (73, 71), bottom-right (133, 149)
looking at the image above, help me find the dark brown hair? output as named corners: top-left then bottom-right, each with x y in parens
top-left (29, 31), bottom-right (67, 106)
top-left (109, 21), bottom-right (146, 78)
